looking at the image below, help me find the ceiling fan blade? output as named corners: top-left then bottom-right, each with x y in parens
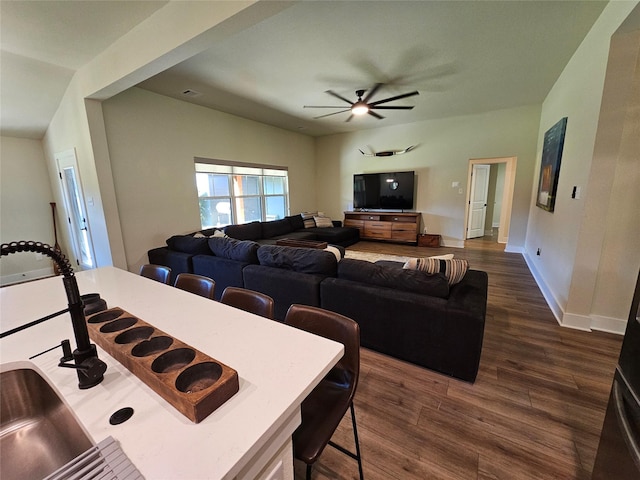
top-left (370, 105), bottom-right (415, 110)
top-left (313, 109), bottom-right (351, 119)
top-left (345, 114), bottom-right (354, 123)
top-left (367, 110), bottom-right (384, 120)
top-left (368, 90), bottom-right (419, 106)
top-left (362, 83), bottom-right (383, 103)
top-left (325, 90), bottom-right (354, 105)
top-left (304, 105), bottom-right (351, 109)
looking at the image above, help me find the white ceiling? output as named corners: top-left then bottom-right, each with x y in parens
top-left (0, 0), bottom-right (168, 138)
top-left (1, 1), bottom-right (608, 139)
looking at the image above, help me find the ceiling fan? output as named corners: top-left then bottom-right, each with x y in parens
top-left (304, 83), bottom-right (419, 122)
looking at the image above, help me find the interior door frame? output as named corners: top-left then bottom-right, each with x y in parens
top-left (464, 156), bottom-right (517, 244)
top-left (55, 148), bottom-right (96, 270)
top-left (466, 164), bottom-right (491, 239)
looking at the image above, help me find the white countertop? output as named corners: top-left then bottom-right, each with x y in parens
top-left (0, 267), bottom-right (343, 479)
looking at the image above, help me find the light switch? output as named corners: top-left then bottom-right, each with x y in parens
top-left (452, 181), bottom-right (460, 188)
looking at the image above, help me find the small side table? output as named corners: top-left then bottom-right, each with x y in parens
top-left (418, 234), bottom-right (441, 248)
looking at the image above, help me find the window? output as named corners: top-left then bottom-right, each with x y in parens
top-left (195, 161), bottom-right (289, 229)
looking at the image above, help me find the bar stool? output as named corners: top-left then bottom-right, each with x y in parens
top-left (139, 264), bottom-right (171, 284)
top-left (173, 273), bottom-right (215, 299)
top-left (220, 287), bottom-right (275, 319)
top-left (284, 304), bottom-right (364, 480)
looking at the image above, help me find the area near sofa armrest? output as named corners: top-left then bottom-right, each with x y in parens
top-left (148, 246), bottom-right (193, 285)
top-left (192, 255), bottom-right (250, 301)
top-left (243, 265), bottom-right (326, 321)
top-left (320, 270), bottom-right (487, 382)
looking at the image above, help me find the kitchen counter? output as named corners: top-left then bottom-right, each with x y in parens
top-left (0, 266), bottom-right (343, 479)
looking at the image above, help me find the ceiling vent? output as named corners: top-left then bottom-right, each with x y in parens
top-left (181, 89), bottom-right (202, 98)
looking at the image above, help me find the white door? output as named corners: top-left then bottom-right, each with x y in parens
top-left (56, 149), bottom-right (95, 270)
top-left (466, 164), bottom-right (490, 239)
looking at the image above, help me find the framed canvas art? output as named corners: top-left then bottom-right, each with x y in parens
top-left (536, 117), bottom-right (568, 212)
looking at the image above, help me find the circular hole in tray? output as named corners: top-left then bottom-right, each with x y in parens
top-left (99, 316), bottom-right (137, 333)
top-left (88, 308), bottom-right (124, 324)
top-left (131, 336), bottom-right (174, 357)
top-left (81, 293), bottom-right (101, 303)
top-left (151, 348), bottom-right (196, 373)
top-left (175, 362), bottom-right (223, 394)
top-left (115, 326), bottom-right (154, 345)
top-left (84, 299), bottom-right (107, 315)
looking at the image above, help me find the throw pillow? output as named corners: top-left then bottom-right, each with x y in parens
top-left (403, 257), bottom-right (469, 285)
top-left (403, 253), bottom-right (454, 270)
top-left (313, 215), bottom-right (333, 228)
top-left (301, 212), bottom-right (317, 228)
top-left (257, 245), bottom-right (337, 275)
top-left (208, 237), bottom-right (259, 263)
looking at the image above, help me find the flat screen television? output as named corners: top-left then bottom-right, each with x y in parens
top-left (353, 171), bottom-right (415, 210)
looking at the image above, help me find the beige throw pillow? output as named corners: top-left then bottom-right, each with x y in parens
top-left (403, 256), bottom-right (468, 285)
top-left (313, 216), bottom-right (333, 228)
top-left (301, 212), bottom-right (317, 228)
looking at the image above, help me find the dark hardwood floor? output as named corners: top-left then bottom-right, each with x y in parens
top-left (295, 239), bottom-right (623, 479)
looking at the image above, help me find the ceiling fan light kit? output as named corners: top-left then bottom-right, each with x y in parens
top-left (351, 102), bottom-right (369, 115)
top-left (304, 83), bottom-right (418, 121)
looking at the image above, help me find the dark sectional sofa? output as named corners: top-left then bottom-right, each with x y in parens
top-left (148, 223), bottom-right (488, 382)
top-left (223, 214), bottom-right (360, 247)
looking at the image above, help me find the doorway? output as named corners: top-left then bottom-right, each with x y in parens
top-left (464, 157), bottom-right (517, 248)
top-left (56, 148), bottom-right (95, 270)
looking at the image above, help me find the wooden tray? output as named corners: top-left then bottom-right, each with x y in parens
top-left (85, 307), bottom-right (239, 423)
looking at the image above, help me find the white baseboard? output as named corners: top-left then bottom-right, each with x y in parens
top-left (523, 252), bottom-right (565, 325)
top-left (443, 239), bottom-right (465, 248)
top-left (522, 252), bottom-right (625, 335)
top-left (1, 267), bottom-right (55, 287)
top-left (591, 315), bottom-right (627, 335)
top-left (504, 245), bottom-right (524, 254)
top-left (560, 312), bottom-right (593, 332)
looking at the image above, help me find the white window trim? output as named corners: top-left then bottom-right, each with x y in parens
top-left (195, 159), bottom-right (289, 228)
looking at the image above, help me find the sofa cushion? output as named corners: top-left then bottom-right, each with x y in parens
top-left (306, 227), bottom-right (358, 244)
top-left (257, 245), bottom-right (337, 276)
top-left (301, 212), bottom-right (317, 228)
top-left (403, 258), bottom-right (469, 285)
top-left (166, 235), bottom-right (212, 255)
top-left (313, 215), bottom-right (333, 228)
top-left (208, 237), bottom-right (259, 263)
top-left (338, 258), bottom-right (449, 298)
top-left (224, 221), bottom-right (262, 240)
top-left (286, 214), bottom-right (305, 231)
top-left (261, 218), bottom-right (292, 238)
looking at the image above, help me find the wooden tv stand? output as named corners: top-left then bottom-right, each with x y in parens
top-left (344, 211), bottom-right (421, 244)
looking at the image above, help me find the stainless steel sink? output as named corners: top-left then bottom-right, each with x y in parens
top-left (1, 361), bottom-right (94, 480)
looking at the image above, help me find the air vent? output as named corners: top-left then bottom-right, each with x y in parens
top-left (181, 89), bottom-right (202, 97)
